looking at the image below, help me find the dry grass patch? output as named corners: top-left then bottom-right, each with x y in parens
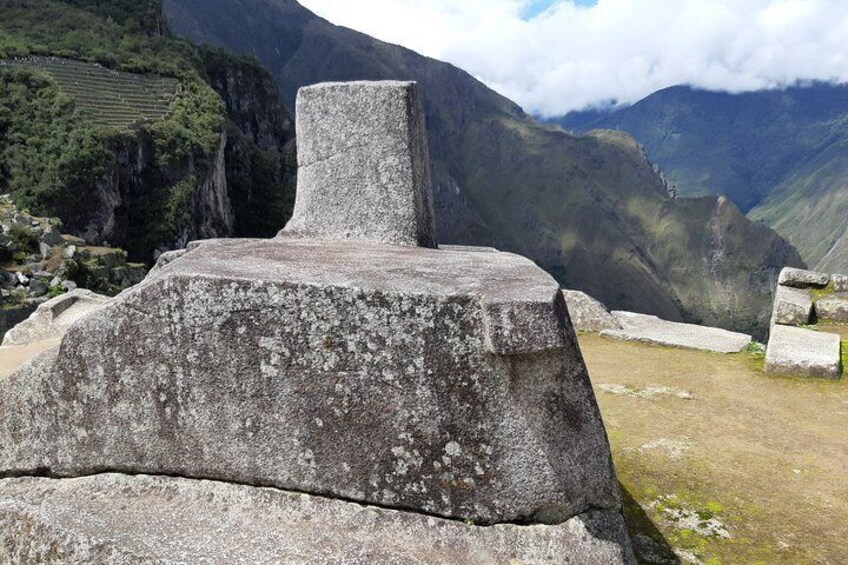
top-left (580, 334), bottom-right (848, 564)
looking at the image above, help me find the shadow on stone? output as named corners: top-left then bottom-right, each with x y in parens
top-left (620, 483), bottom-right (680, 565)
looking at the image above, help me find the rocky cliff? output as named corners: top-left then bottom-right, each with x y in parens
top-left (558, 83), bottom-right (848, 273)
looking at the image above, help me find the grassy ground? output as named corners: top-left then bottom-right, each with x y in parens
top-left (579, 333), bottom-right (848, 564)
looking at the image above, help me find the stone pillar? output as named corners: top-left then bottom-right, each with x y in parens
top-left (281, 81), bottom-right (437, 248)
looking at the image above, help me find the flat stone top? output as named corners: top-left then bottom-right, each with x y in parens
top-left (156, 238), bottom-right (559, 306)
top-left (601, 311), bottom-right (751, 354)
top-left (300, 79), bottom-right (415, 91)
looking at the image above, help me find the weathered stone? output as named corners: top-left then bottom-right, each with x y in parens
top-left (14, 272), bottom-right (28, 286)
top-left (0, 270), bottom-right (15, 286)
top-left (28, 278), bottom-right (47, 297)
top-left (562, 289), bottom-right (622, 333)
top-left (0, 238), bottom-right (621, 527)
top-left (41, 225), bottom-right (62, 246)
top-left (771, 285), bottom-right (813, 326)
top-left (778, 267), bottom-right (829, 289)
top-left (282, 81), bottom-right (436, 248)
top-left (765, 325), bottom-right (841, 379)
top-left (64, 244), bottom-right (76, 259)
top-left (61, 280), bottom-right (77, 292)
top-left (0, 474), bottom-right (635, 564)
top-left (1, 289), bottom-right (110, 347)
top-left (815, 297), bottom-right (848, 323)
top-left (832, 274), bottom-right (848, 292)
top-left (601, 311), bottom-right (751, 353)
top-left (38, 241), bottom-right (52, 259)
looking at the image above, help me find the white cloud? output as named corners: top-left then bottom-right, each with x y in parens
top-left (298, 0), bottom-right (848, 116)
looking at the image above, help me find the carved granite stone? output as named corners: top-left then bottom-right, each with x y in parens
top-left (0, 81), bottom-right (632, 561)
top-left (282, 81), bottom-right (436, 248)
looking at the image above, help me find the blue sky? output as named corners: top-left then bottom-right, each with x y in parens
top-left (523, 0), bottom-right (597, 20)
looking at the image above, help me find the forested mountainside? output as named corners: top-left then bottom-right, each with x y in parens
top-left (163, 0), bottom-right (801, 335)
top-left (559, 84), bottom-right (848, 272)
top-left (0, 0), bottom-right (295, 260)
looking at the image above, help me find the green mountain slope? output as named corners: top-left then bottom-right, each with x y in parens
top-left (0, 0), bottom-right (295, 260)
top-left (163, 0), bottom-right (802, 335)
top-left (559, 84), bottom-right (848, 271)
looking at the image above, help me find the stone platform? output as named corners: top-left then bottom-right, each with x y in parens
top-left (0, 474), bottom-right (633, 564)
top-left (0, 236), bottom-right (621, 527)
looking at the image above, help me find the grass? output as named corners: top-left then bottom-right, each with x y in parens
top-left (580, 334), bottom-right (848, 564)
top-left (0, 57), bottom-right (179, 130)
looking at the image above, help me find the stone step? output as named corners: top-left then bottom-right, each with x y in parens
top-left (600, 311), bottom-right (752, 354)
top-left (0, 474), bottom-right (635, 565)
top-left (764, 325), bottom-right (842, 379)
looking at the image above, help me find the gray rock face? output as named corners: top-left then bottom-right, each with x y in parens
top-left (601, 311), bottom-right (751, 354)
top-left (1, 289), bottom-right (110, 347)
top-left (771, 285), bottom-right (813, 326)
top-left (778, 267), bottom-right (829, 289)
top-left (0, 237), bottom-right (621, 527)
top-left (562, 290), bottom-right (622, 333)
top-left (282, 81), bottom-right (437, 248)
top-left (0, 474), bottom-right (635, 565)
top-left (765, 325), bottom-right (841, 379)
top-left (815, 297), bottom-right (848, 323)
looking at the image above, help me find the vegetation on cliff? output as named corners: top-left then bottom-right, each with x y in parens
top-left (0, 0), bottom-right (295, 260)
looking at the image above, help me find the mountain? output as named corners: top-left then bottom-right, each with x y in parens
top-left (558, 84), bottom-right (848, 271)
top-left (0, 0), bottom-right (296, 260)
top-left (162, 0), bottom-right (800, 335)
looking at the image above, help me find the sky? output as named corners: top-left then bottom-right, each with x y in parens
top-left (297, 0), bottom-right (848, 117)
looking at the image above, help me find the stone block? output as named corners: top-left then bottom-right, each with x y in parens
top-left (0, 474), bottom-right (635, 564)
top-left (601, 311), bottom-right (751, 353)
top-left (771, 285), bottom-right (813, 326)
top-left (0, 238), bottom-right (621, 527)
top-left (831, 273), bottom-right (848, 292)
top-left (815, 297), bottom-right (848, 323)
top-left (778, 267), bottom-right (829, 289)
top-left (765, 325), bottom-right (841, 379)
top-left (282, 81), bottom-right (436, 248)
